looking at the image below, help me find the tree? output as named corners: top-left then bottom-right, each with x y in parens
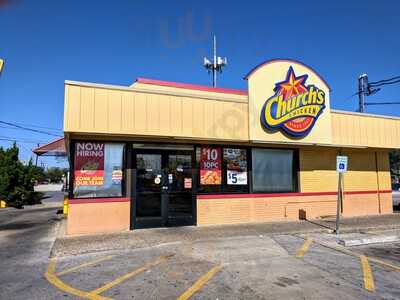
top-left (45, 167), bottom-right (66, 183)
top-left (0, 143), bottom-right (43, 208)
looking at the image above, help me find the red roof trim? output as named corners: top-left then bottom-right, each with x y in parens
top-left (197, 190), bottom-right (391, 199)
top-left (135, 78), bottom-right (248, 96)
top-left (244, 58), bottom-right (331, 91)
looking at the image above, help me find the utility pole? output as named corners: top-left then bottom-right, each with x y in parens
top-left (203, 35), bottom-right (227, 87)
top-left (213, 35), bottom-right (217, 87)
top-left (358, 73), bottom-right (368, 113)
top-left (35, 143), bottom-right (39, 166)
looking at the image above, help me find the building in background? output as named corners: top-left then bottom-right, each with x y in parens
top-left (63, 59), bottom-right (397, 235)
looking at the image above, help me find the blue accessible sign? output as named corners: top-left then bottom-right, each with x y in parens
top-left (336, 156), bottom-right (348, 173)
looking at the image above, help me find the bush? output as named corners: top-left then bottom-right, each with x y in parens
top-left (0, 143), bottom-right (44, 208)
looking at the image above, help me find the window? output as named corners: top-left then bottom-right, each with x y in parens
top-left (252, 148), bottom-right (296, 193)
top-left (196, 146), bottom-right (249, 194)
top-left (196, 147), bottom-right (222, 193)
top-left (73, 142), bottom-right (124, 198)
top-left (223, 148), bottom-right (248, 193)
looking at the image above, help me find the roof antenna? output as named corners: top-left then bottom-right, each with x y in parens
top-left (203, 35), bottom-right (227, 87)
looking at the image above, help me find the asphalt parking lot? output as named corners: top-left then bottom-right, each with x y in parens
top-left (2, 193), bottom-right (400, 299)
top-left (44, 233), bottom-right (400, 300)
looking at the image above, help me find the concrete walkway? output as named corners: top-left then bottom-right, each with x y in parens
top-left (52, 213), bottom-right (400, 257)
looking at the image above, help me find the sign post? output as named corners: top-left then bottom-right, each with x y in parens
top-left (335, 155), bottom-right (348, 235)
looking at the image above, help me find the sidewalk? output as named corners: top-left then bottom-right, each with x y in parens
top-left (51, 213), bottom-right (400, 257)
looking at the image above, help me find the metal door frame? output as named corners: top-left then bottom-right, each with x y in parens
top-left (131, 147), bottom-right (196, 229)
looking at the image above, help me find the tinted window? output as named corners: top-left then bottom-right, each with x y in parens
top-left (252, 148), bottom-right (295, 193)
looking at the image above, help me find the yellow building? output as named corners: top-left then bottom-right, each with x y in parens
top-left (64, 59), bottom-right (397, 235)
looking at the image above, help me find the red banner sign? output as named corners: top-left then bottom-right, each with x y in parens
top-left (200, 147), bottom-right (221, 185)
top-left (74, 142), bottom-right (105, 186)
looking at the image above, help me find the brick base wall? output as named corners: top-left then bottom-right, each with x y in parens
top-left (197, 191), bottom-right (392, 226)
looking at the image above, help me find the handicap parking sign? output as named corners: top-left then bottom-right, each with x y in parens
top-left (336, 156), bottom-right (348, 173)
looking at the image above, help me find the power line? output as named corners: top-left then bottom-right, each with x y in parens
top-left (365, 101), bottom-right (400, 105)
top-left (369, 75), bottom-right (400, 85)
top-left (0, 120), bottom-right (62, 137)
top-left (369, 79), bottom-right (400, 87)
top-left (0, 135), bottom-right (48, 144)
top-left (5, 121), bottom-right (62, 132)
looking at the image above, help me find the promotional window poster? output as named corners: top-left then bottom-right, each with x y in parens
top-left (200, 147), bottom-right (221, 185)
top-left (74, 142), bottom-right (105, 186)
top-left (224, 148), bottom-right (247, 185)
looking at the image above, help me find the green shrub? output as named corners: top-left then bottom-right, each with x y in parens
top-left (0, 143), bottom-right (44, 208)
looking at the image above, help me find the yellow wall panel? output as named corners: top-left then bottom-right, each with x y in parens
top-left (65, 82), bottom-right (399, 147)
top-left (93, 89), bottom-right (109, 132)
top-left (332, 111), bottom-right (400, 148)
top-left (170, 97), bottom-right (183, 136)
top-left (146, 94), bottom-right (160, 134)
top-left (158, 95), bottom-right (171, 135)
top-left (181, 98), bottom-right (193, 137)
top-left (80, 87), bottom-right (95, 130)
top-left (121, 91), bottom-right (135, 132)
top-left (66, 85), bottom-right (81, 131)
top-left (134, 93), bottom-right (147, 132)
top-left (299, 148), bottom-right (391, 194)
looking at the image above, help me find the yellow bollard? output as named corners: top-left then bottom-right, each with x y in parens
top-left (0, 200), bottom-right (6, 208)
top-left (63, 197), bottom-right (68, 215)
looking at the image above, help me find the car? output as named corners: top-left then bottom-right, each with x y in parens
top-left (392, 183), bottom-right (400, 207)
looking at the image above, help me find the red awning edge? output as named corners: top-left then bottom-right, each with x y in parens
top-left (32, 137), bottom-right (67, 156)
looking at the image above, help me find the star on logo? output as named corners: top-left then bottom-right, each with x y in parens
top-left (275, 66), bottom-right (308, 100)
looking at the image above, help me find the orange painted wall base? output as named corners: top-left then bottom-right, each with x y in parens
top-left (67, 199), bottom-right (130, 235)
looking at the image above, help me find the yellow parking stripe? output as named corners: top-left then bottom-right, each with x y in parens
top-left (312, 239), bottom-right (400, 272)
top-left (360, 255), bottom-right (375, 292)
top-left (90, 254), bottom-right (174, 295)
top-left (45, 259), bottom-right (111, 300)
top-left (57, 255), bottom-right (115, 276)
top-left (367, 256), bottom-right (400, 272)
top-left (296, 238), bottom-right (313, 258)
top-left (177, 265), bottom-right (222, 300)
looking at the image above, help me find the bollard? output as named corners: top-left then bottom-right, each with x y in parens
top-left (63, 197), bottom-right (68, 215)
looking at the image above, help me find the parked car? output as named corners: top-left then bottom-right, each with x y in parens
top-left (392, 183), bottom-right (400, 207)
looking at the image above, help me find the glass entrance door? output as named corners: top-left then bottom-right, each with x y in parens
top-left (134, 149), bottom-right (194, 228)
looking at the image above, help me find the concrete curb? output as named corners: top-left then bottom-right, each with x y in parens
top-left (338, 235), bottom-right (400, 247)
top-left (50, 219), bottom-right (400, 258)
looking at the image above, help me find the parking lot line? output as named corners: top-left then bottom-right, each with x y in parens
top-left (296, 238), bottom-right (313, 258)
top-left (360, 255), bottom-right (375, 292)
top-left (176, 265), bottom-right (222, 300)
top-left (312, 238), bottom-right (400, 272)
top-left (57, 255), bottom-right (115, 276)
top-left (90, 253), bottom-right (174, 296)
top-left (367, 256), bottom-right (400, 272)
top-left (45, 259), bottom-right (112, 300)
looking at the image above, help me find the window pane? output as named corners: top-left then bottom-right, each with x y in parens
top-left (224, 148), bottom-right (247, 185)
top-left (252, 149), bottom-right (294, 192)
top-left (199, 146), bottom-right (222, 185)
top-left (196, 147), bottom-right (222, 194)
top-left (73, 142), bottom-right (124, 198)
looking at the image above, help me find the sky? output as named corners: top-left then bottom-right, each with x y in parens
top-left (0, 0), bottom-right (400, 167)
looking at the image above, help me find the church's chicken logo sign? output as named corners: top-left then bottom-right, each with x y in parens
top-left (261, 66), bottom-right (326, 137)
